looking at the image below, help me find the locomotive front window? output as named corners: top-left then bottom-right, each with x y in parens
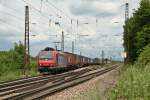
top-left (39, 51), bottom-right (53, 59)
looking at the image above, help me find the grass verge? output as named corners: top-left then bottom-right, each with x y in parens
top-left (109, 64), bottom-right (150, 100)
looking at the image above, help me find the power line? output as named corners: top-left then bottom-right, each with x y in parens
top-left (0, 11), bottom-right (24, 22)
top-left (42, 1), bottom-right (61, 18)
top-left (21, 0), bottom-right (71, 35)
top-left (0, 10), bottom-right (49, 35)
top-left (0, 20), bottom-right (23, 30)
top-left (0, 0), bottom-right (94, 55)
top-left (46, 0), bottom-right (73, 21)
top-left (0, 7), bottom-right (48, 27)
top-left (46, 0), bottom-right (93, 35)
top-left (45, 0), bottom-right (93, 36)
top-left (22, 0), bottom-right (93, 39)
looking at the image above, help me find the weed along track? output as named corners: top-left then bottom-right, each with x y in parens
top-left (0, 64), bottom-right (119, 100)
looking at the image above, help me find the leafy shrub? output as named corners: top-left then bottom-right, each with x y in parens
top-left (137, 44), bottom-right (150, 65)
top-left (0, 42), bottom-right (38, 81)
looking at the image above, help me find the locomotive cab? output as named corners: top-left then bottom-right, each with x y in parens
top-left (38, 47), bottom-right (56, 72)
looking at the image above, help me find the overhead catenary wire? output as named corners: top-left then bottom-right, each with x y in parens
top-left (0, 6), bottom-right (49, 27)
top-left (0, 11), bottom-right (24, 22)
top-left (1, 1), bottom-right (98, 53)
top-left (45, 0), bottom-right (93, 35)
top-left (0, 9), bottom-right (50, 35)
top-left (21, 0), bottom-right (94, 38)
top-left (21, 0), bottom-right (71, 35)
top-left (43, 1), bottom-right (62, 19)
top-left (0, 8), bottom-right (49, 38)
top-left (0, 24), bottom-right (24, 35)
top-left (46, 0), bottom-right (73, 21)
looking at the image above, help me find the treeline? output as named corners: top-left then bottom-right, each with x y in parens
top-left (109, 1), bottom-right (150, 98)
top-left (124, 0), bottom-right (150, 63)
top-left (0, 42), bottom-right (24, 71)
top-left (0, 41), bottom-right (37, 81)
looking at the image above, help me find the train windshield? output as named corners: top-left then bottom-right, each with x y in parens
top-left (39, 51), bottom-right (53, 59)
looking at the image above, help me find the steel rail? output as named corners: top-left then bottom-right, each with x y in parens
top-left (0, 66), bottom-right (101, 99)
top-left (0, 67), bottom-right (90, 89)
top-left (0, 68), bottom-right (91, 96)
top-left (3, 64), bottom-right (119, 100)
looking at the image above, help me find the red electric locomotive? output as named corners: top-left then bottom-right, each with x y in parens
top-left (38, 47), bottom-right (66, 73)
top-left (38, 47), bottom-right (93, 73)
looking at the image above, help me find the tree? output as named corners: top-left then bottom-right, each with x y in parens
top-left (124, 0), bottom-right (150, 63)
top-left (136, 25), bottom-right (150, 55)
top-left (13, 41), bottom-right (25, 69)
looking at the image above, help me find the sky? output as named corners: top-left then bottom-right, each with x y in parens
top-left (0, 0), bottom-right (140, 61)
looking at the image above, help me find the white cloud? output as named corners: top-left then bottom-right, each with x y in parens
top-left (0, 0), bottom-right (140, 60)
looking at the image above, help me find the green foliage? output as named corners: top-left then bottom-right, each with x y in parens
top-left (30, 59), bottom-right (38, 76)
top-left (109, 64), bottom-right (150, 100)
top-left (0, 41), bottom-right (24, 70)
top-left (137, 44), bottom-right (150, 65)
top-left (109, 1), bottom-right (150, 98)
top-left (0, 41), bottom-right (38, 81)
top-left (109, 44), bottom-right (150, 99)
top-left (0, 70), bottom-right (22, 81)
top-left (124, 0), bottom-right (150, 63)
top-left (136, 25), bottom-right (150, 54)
top-left (13, 41), bottom-right (25, 69)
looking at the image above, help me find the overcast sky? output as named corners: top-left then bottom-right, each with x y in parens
top-left (0, 0), bottom-right (140, 61)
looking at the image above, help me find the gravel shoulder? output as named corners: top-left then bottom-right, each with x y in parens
top-left (45, 65), bottom-right (121, 100)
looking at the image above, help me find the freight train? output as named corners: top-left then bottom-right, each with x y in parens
top-left (37, 47), bottom-right (93, 73)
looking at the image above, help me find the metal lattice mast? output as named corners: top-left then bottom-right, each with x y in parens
top-left (101, 50), bottom-right (104, 64)
top-left (53, 41), bottom-right (61, 51)
top-left (72, 41), bottom-right (74, 53)
top-left (124, 2), bottom-right (129, 62)
top-left (61, 31), bottom-right (64, 52)
top-left (24, 6), bottom-right (30, 76)
top-left (125, 3), bottom-right (129, 21)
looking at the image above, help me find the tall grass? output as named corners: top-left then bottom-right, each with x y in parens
top-left (0, 69), bottom-right (21, 81)
top-left (109, 64), bottom-right (150, 100)
top-left (30, 59), bottom-right (38, 76)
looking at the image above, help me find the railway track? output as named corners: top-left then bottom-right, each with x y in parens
top-left (0, 64), bottom-right (119, 100)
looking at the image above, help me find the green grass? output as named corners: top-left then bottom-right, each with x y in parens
top-left (109, 64), bottom-right (150, 100)
top-left (0, 70), bottom-right (22, 82)
top-left (30, 59), bottom-right (38, 76)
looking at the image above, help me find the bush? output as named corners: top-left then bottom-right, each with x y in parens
top-left (137, 44), bottom-right (150, 65)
